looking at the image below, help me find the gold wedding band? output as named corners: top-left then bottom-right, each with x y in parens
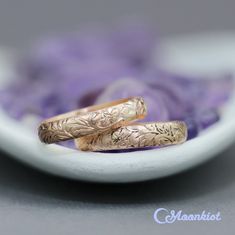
top-left (38, 97), bottom-right (147, 144)
top-left (75, 121), bottom-right (188, 151)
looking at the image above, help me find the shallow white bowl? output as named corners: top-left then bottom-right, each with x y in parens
top-left (0, 32), bottom-right (235, 183)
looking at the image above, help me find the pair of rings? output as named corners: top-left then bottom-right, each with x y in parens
top-left (38, 97), bottom-right (187, 151)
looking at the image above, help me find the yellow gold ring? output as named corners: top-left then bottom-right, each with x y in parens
top-left (38, 97), bottom-right (147, 144)
top-left (75, 121), bottom-right (188, 151)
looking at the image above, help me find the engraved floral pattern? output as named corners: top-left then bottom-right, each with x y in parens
top-left (38, 97), bottom-right (147, 144)
top-left (77, 121), bottom-right (187, 151)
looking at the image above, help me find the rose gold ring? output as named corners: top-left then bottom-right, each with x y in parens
top-left (38, 97), bottom-right (147, 144)
top-left (75, 121), bottom-right (188, 151)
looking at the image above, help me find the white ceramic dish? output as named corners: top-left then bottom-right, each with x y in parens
top-left (0, 32), bottom-right (235, 183)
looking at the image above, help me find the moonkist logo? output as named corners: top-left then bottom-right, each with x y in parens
top-left (153, 208), bottom-right (222, 224)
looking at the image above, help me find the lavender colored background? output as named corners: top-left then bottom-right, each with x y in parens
top-left (0, 0), bottom-right (235, 234)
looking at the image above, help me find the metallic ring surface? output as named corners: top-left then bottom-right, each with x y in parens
top-left (75, 121), bottom-right (188, 151)
top-left (38, 97), bottom-right (147, 144)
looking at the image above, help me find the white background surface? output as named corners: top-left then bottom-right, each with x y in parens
top-left (0, 34), bottom-right (235, 183)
